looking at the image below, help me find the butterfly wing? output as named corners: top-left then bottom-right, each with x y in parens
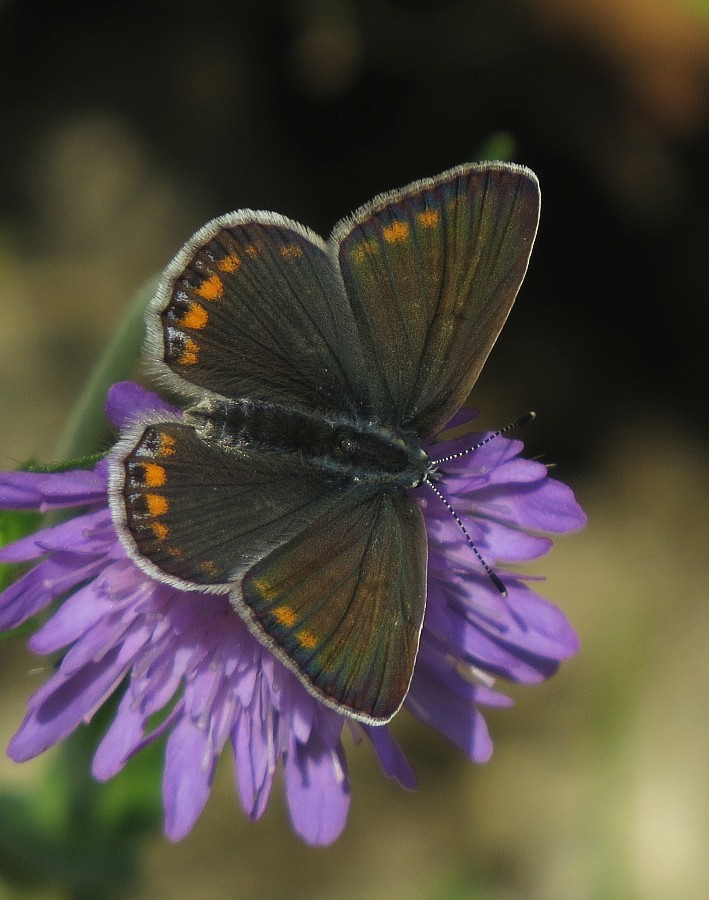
top-left (149, 213), bottom-right (372, 413)
top-left (110, 416), bottom-right (427, 722)
top-left (109, 418), bottom-right (347, 591)
top-left (113, 162), bottom-right (539, 721)
top-left (332, 161), bottom-right (540, 436)
top-left (240, 488), bottom-right (427, 723)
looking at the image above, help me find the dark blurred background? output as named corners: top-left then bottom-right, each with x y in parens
top-left (0, 1), bottom-right (708, 898)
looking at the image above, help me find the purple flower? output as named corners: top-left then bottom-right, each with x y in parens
top-left (0, 382), bottom-right (585, 846)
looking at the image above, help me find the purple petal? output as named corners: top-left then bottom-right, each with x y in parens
top-left (281, 680), bottom-right (315, 745)
top-left (424, 599), bottom-right (553, 684)
top-left (92, 688), bottom-right (150, 779)
top-left (284, 730), bottom-right (350, 846)
top-left (474, 477), bottom-right (587, 534)
top-left (93, 675), bottom-right (182, 779)
top-left (58, 611), bottom-right (147, 677)
top-left (232, 689), bottom-right (277, 821)
top-left (105, 381), bottom-right (179, 430)
top-left (407, 665), bottom-right (493, 763)
top-left (423, 410), bottom-right (481, 456)
top-left (182, 656), bottom-right (222, 720)
top-left (475, 455), bottom-right (547, 488)
top-left (163, 714), bottom-right (216, 841)
top-left (429, 514), bottom-right (553, 563)
top-left (0, 555), bottom-right (106, 629)
top-left (427, 576), bottom-right (579, 673)
top-left (488, 580), bottom-right (581, 660)
top-left (443, 407), bottom-right (479, 430)
top-left (0, 509), bottom-right (112, 563)
top-left (364, 725), bottom-right (417, 789)
top-left (8, 645), bottom-right (132, 761)
top-left (0, 469), bottom-right (105, 511)
top-left (30, 577), bottom-right (117, 653)
top-left (415, 641), bottom-right (514, 709)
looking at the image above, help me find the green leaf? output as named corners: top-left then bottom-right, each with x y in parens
top-left (0, 508), bottom-right (41, 547)
top-left (0, 508), bottom-right (42, 594)
top-left (22, 453), bottom-right (107, 474)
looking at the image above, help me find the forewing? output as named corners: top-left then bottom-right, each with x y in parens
top-left (150, 213), bottom-right (370, 413)
top-left (333, 162), bottom-right (540, 436)
top-left (240, 490), bottom-right (427, 724)
top-left (109, 418), bottom-right (343, 591)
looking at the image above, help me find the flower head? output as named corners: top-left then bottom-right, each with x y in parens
top-left (0, 382), bottom-right (585, 845)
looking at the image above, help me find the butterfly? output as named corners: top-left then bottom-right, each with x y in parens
top-left (108, 162), bottom-right (540, 725)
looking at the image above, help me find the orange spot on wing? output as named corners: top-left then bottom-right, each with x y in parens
top-left (245, 245), bottom-right (259, 257)
top-left (158, 433), bottom-right (176, 456)
top-left (383, 220), bottom-right (409, 243)
top-left (143, 463), bottom-right (167, 487)
top-left (198, 560), bottom-right (220, 578)
top-left (296, 629), bottom-right (318, 650)
top-left (218, 253), bottom-right (241, 273)
top-left (151, 521), bottom-right (169, 540)
top-left (181, 302), bottom-right (208, 330)
top-left (280, 244), bottom-right (302, 259)
top-left (252, 576), bottom-right (279, 602)
top-left (273, 604), bottom-right (298, 627)
top-left (146, 493), bottom-right (169, 516)
top-left (179, 338), bottom-right (200, 366)
top-left (417, 210), bottom-right (439, 228)
top-left (351, 239), bottom-right (379, 264)
top-left (195, 274), bottom-right (224, 301)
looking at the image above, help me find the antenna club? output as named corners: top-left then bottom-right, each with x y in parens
top-left (490, 571), bottom-right (508, 596)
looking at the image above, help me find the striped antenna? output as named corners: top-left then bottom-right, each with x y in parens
top-left (424, 410), bottom-right (537, 595)
top-left (432, 411), bottom-right (535, 466)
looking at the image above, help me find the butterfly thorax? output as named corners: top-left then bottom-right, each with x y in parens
top-left (186, 397), bottom-right (430, 489)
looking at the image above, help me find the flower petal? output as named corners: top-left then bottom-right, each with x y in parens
top-left (284, 730), bottom-right (350, 846)
top-left (364, 725), bottom-right (417, 789)
top-left (426, 576), bottom-right (579, 680)
top-left (93, 677), bottom-right (182, 780)
top-left (0, 469), bottom-right (105, 511)
top-left (0, 555), bottom-right (106, 629)
top-left (232, 688), bottom-right (277, 821)
top-left (8, 645), bottom-right (131, 761)
top-left (407, 664), bottom-right (493, 763)
top-left (0, 509), bottom-right (112, 563)
top-left (30, 578), bottom-right (116, 653)
top-left (105, 381), bottom-right (179, 430)
top-left (0, 376), bottom-right (585, 846)
top-left (473, 477), bottom-right (587, 534)
top-left (92, 688), bottom-right (151, 780)
top-left (163, 714), bottom-right (216, 841)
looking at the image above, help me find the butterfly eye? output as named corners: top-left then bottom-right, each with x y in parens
top-left (339, 437), bottom-right (357, 454)
top-left (330, 426), bottom-right (357, 459)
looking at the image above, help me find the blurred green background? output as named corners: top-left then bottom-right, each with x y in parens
top-left (1, 0), bottom-right (709, 897)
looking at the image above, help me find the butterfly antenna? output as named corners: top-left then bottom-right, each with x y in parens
top-left (432, 411), bottom-right (535, 465)
top-left (423, 480), bottom-right (507, 596)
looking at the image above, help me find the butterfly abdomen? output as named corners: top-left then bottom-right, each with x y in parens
top-left (186, 397), bottom-right (429, 489)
